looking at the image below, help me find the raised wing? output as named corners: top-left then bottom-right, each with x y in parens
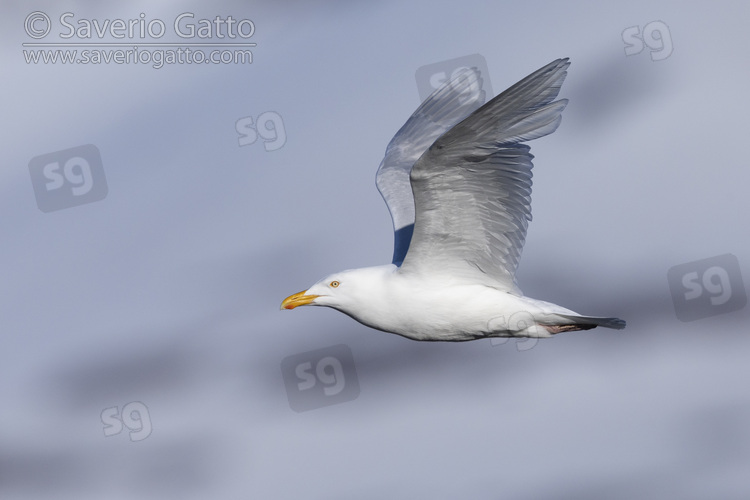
top-left (376, 68), bottom-right (486, 266)
top-left (399, 59), bottom-right (570, 294)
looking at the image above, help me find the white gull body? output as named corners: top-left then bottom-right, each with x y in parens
top-left (281, 58), bottom-right (625, 342)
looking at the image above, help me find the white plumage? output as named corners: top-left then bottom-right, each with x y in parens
top-left (281, 58), bottom-right (625, 341)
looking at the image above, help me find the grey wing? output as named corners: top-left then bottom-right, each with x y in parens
top-left (376, 68), bottom-right (486, 266)
top-left (399, 58), bottom-right (570, 294)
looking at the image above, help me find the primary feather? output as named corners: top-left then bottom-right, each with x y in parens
top-left (401, 59), bottom-right (569, 294)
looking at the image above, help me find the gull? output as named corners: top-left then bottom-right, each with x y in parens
top-left (281, 58), bottom-right (625, 341)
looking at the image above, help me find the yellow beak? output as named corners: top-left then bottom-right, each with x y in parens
top-left (280, 290), bottom-right (320, 310)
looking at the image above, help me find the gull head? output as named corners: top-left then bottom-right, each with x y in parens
top-left (280, 265), bottom-right (395, 316)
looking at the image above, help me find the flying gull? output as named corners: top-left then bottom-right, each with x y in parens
top-left (281, 58), bottom-right (625, 341)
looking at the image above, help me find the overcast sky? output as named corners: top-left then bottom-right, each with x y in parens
top-left (2, 1), bottom-right (750, 499)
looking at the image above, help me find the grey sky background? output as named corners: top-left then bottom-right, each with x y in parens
top-left (2, 1), bottom-right (750, 498)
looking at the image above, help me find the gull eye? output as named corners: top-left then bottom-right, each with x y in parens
top-left (329, 280), bottom-right (340, 288)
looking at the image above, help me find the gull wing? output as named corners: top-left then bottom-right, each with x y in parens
top-left (376, 68), bottom-right (486, 266)
top-left (399, 59), bottom-right (570, 294)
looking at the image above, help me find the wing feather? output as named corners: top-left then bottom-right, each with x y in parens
top-left (376, 68), bottom-right (486, 265)
top-left (399, 59), bottom-right (571, 293)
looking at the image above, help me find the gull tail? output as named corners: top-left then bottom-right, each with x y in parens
top-left (546, 313), bottom-right (626, 333)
